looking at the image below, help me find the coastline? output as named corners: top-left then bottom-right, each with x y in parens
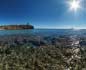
top-left (0, 33), bottom-right (85, 69)
top-left (0, 24), bottom-right (34, 30)
top-left (0, 30), bottom-right (85, 69)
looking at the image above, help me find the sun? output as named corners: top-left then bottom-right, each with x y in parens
top-left (67, 0), bottom-right (81, 13)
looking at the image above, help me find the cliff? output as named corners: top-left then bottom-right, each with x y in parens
top-left (0, 24), bottom-right (34, 30)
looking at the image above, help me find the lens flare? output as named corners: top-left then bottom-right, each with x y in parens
top-left (67, 0), bottom-right (81, 13)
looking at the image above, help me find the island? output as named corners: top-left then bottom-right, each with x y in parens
top-left (0, 24), bottom-right (34, 30)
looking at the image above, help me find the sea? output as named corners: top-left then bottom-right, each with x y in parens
top-left (0, 29), bottom-right (86, 37)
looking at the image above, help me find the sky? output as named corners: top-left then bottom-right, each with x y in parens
top-left (0, 0), bottom-right (85, 29)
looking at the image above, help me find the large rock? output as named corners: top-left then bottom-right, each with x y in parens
top-left (0, 24), bottom-right (34, 30)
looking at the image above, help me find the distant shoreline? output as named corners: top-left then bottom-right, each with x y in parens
top-left (0, 24), bottom-right (34, 30)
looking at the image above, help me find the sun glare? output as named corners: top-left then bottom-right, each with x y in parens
top-left (67, 0), bottom-right (81, 13)
top-left (73, 28), bottom-right (81, 30)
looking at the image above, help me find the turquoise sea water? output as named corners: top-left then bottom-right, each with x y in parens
top-left (0, 29), bottom-right (86, 36)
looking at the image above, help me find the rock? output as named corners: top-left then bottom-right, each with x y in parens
top-left (0, 24), bottom-right (34, 30)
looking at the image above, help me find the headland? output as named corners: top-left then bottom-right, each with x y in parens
top-left (0, 24), bottom-right (34, 30)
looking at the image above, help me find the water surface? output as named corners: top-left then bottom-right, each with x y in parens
top-left (0, 29), bottom-right (86, 36)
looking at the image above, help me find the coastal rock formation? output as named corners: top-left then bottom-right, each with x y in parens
top-left (0, 24), bottom-right (34, 30)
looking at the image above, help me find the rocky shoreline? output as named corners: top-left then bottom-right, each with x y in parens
top-left (0, 34), bottom-right (85, 70)
top-left (0, 24), bottom-right (34, 30)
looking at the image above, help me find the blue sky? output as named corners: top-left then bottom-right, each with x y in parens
top-left (0, 0), bottom-right (85, 29)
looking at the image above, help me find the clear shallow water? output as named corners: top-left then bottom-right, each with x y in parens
top-left (0, 29), bottom-right (86, 36)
